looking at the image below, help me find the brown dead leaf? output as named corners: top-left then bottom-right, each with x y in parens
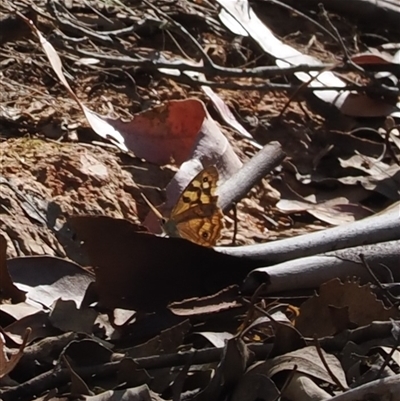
top-left (339, 154), bottom-right (400, 199)
top-left (169, 286), bottom-right (241, 316)
top-left (248, 345), bottom-right (347, 388)
top-left (3, 311), bottom-right (57, 346)
top-left (117, 358), bottom-right (152, 388)
top-left (0, 327), bottom-right (30, 378)
top-left (68, 215), bottom-right (266, 311)
top-left (295, 278), bottom-right (400, 337)
top-left (62, 354), bottom-right (92, 397)
top-left (0, 235), bottom-right (26, 303)
top-left (231, 373), bottom-right (280, 401)
top-left (277, 196), bottom-right (372, 225)
top-left (283, 372), bottom-right (332, 399)
top-left (193, 331), bottom-right (234, 348)
top-left (124, 320), bottom-right (191, 394)
top-left (0, 302), bottom-right (41, 322)
top-left (22, 16), bottom-right (243, 173)
top-left (109, 98), bottom-right (235, 166)
top-left (61, 338), bottom-right (113, 368)
top-left (81, 385), bottom-right (164, 401)
top-left (7, 256), bottom-right (94, 309)
top-left (193, 337), bottom-right (250, 401)
top-left (125, 320), bottom-right (191, 359)
top-left (49, 299), bottom-right (98, 334)
top-left (200, 81), bottom-right (262, 149)
top-left (351, 51), bottom-right (398, 65)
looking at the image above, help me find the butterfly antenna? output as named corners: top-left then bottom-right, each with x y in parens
top-left (140, 193), bottom-right (164, 220)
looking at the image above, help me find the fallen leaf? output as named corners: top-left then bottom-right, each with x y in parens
top-left (295, 278), bottom-right (400, 337)
top-left (61, 338), bottom-right (113, 368)
top-left (7, 255), bottom-right (94, 309)
top-left (81, 385), bottom-right (164, 401)
top-left (20, 15), bottom-right (128, 151)
top-left (192, 337), bottom-right (250, 401)
top-left (282, 372), bottom-right (331, 400)
top-left (68, 215), bottom-right (266, 311)
top-left (49, 299), bottom-right (98, 334)
top-left (249, 345), bottom-right (347, 388)
top-left (169, 286), bottom-right (242, 316)
top-left (231, 373), bottom-right (280, 401)
top-left (3, 311), bottom-right (56, 346)
top-left (0, 328), bottom-right (31, 378)
top-left (277, 197), bottom-right (372, 225)
top-left (125, 320), bottom-right (191, 359)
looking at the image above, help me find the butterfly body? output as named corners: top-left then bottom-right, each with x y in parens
top-left (162, 166), bottom-right (223, 247)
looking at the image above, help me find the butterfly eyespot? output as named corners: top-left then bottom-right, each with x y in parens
top-left (202, 232), bottom-right (209, 239)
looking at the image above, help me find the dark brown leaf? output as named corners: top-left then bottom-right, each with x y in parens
top-left (68, 215), bottom-right (267, 311)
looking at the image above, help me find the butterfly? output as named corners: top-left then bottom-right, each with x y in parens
top-left (143, 166), bottom-right (223, 247)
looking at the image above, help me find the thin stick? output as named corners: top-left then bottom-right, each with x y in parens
top-left (278, 62), bottom-right (340, 118)
top-left (141, 193), bottom-right (164, 220)
top-left (375, 333), bottom-right (400, 379)
top-left (359, 253), bottom-right (397, 304)
top-left (313, 334), bottom-right (347, 391)
top-left (319, 5), bottom-right (365, 74)
top-left (0, 343), bottom-right (271, 401)
top-left (275, 364), bottom-right (298, 401)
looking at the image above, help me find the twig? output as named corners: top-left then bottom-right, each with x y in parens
top-left (258, 0), bottom-right (339, 44)
top-left (318, 4), bottom-right (365, 75)
top-left (278, 62), bottom-right (341, 118)
top-left (9, 333), bottom-right (80, 375)
top-left (313, 335), bottom-right (347, 391)
top-left (317, 321), bottom-right (398, 351)
top-left (242, 240), bottom-right (400, 296)
top-left (384, 121), bottom-right (400, 166)
top-left (47, 0), bottom-right (114, 45)
top-left (276, 365), bottom-right (298, 401)
top-left (54, 41), bottom-right (400, 91)
top-left (328, 374), bottom-right (400, 401)
top-left (66, 46), bottom-right (387, 78)
top-left (359, 253), bottom-right (397, 304)
top-left (218, 142), bottom-right (286, 212)
top-left (239, 283), bottom-right (269, 337)
top-left (375, 321), bottom-right (400, 379)
top-left (141, 0), bottom-right (216, 69)
top-left (218, 208), bottom-right (400, 262)
top-left (0, 343), bottom-right (271, 401)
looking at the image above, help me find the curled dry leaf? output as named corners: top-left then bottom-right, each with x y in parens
top-left (0, 327), bottom-right (31, 378)
top-left (248, 345), bottom-right (347, 389)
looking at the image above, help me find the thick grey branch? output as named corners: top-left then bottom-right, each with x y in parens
top-left (217, 207), bottom-right (400, 263)
top-left (217, 141), bottom-right (286, 212)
